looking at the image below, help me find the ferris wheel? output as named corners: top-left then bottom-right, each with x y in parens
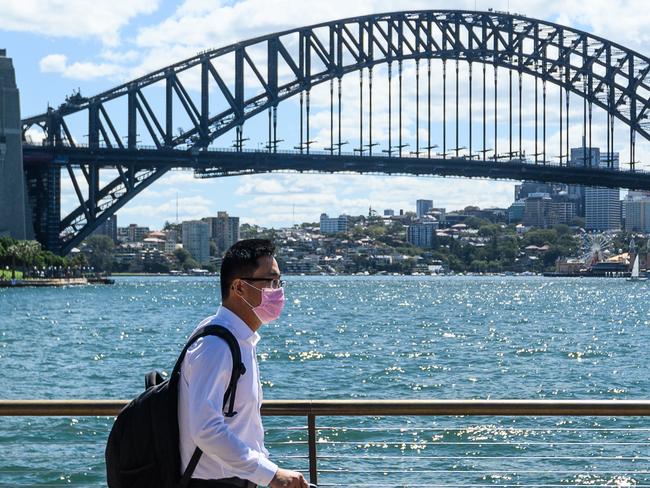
top-left (580, 232), bottom-right (614, 266)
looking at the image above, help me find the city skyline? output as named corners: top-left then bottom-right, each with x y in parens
top-left (2, 0), bottom-right (648, 230)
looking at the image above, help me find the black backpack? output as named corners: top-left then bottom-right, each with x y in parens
top-left (105, 324), bottom-right (246, 488)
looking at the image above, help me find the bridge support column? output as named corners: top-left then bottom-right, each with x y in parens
top-left (24, 165), bottom-right (60, 253)
top-left (0, 49), bottom-right (33, 241)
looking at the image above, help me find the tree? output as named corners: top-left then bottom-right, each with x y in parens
top-left (464, 216), bottom-right (490, 229)
top-left (83, 235), bottom-right (115, 272)
top-left (209, 241), bottom-right (219, 257)
top-left (174, 247), bottom-right (192, 264)
top-left (6, 240), bottom-right (40, 278)
top-left (6, 244), bottom-right (20, 279)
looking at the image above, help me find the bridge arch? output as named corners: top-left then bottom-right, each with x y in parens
top-left (20, 10), bottom-right (650, 253)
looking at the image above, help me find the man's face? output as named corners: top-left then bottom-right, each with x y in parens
top-left (238, 256), bottom-right (282, 308)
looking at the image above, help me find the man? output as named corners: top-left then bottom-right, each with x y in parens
top-left (178, 239), bottom-right (308, 488)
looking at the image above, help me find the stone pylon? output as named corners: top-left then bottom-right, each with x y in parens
top-left (0, 49), bottom-right (31, 240)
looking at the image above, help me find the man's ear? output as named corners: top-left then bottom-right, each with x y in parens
top-left (231, 278), bottom-right (243, 298)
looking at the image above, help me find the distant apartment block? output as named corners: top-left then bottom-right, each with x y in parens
top-left (523, 193), bottom-right (552, 228)
top-left (163, 229), bottom-right (179, 254)
top-left (118, 224), bottom-right (150, 243)
top-left (182, 220), bottom-right (210, 265)
top-left (416, 199), bottom-right (433, 218)
top-left (204, 211), bottom-right (240, 253)
top-left (624, 191), bottom-right (650, 232)
top-left (92, 214), bottom-right (118, 242)
top-left (319, 213), bottom-right (348, 234)
top-left (550, 196), bottom-right (577, 225)
top-left (407, 221), bottom-right (439, 248)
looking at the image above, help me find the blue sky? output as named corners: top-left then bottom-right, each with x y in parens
top-left (2, 0), bottom-right (649, 229)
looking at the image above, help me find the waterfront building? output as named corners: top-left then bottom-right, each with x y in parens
top-left (182, 220), bottom-right (210, 264)
top-left (623, 192), bottom-right (650, 232)
top-left (92, 214), bottom-right (118, 242)
top-left (142, 237), bottom-right (166, 251)
top-left (416, 199), bottom-right (434, 218)
top-left (203, 211), bottom-right (240, 253)
top-left (319, 213), bottom-right (348, 234)
top-left (407, 221), bottom-right (438, 248)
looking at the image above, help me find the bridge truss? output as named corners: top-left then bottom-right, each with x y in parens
top-left (20, 10), bottom-right (650, 254)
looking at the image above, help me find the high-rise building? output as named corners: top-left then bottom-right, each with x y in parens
top-left (92, 214), bottom-right (118, 242)
top-left (508, 201), bottom-right (526, 224)
top-left (515, 182), bottom-right (554, 201)
top-left (523, 193), bottom-right (552, 228)
top-left (407, 221), bottom-right (439, 248)
top-left (623, 192), bottom-right (650, 232)
top-left (416, 199), bottom-right (434, 218)
top-left (0, 50), bottom-right (31, 240)
top-left (384, 209), bottom-right (395, 217)
top-left (204, 211), bottom-right (240, 253)
top-left (550, 195), bottom-right (577, 226)
top-left (319, 213), bottom-right (348, 234)
top-left (182, 220), bottom-right (210, 265)
top-left (568, 145), bottom-right (601, 217)
top-left (585, 152), bottom-right (620, 231)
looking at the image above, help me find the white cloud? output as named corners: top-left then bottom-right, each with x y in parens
top-left (39, 54), bottom-right (125, 80)
top-left (100, 49), bottom-right (141, 63)
top-left (39, 54), bottom-right (67, 73)
top-left (16, 0), bottom-right (650, 229)
top-left (0, 0), bottom-right (160, 46)
top-left (117, 195), bottom-right (213, 223)
top-left (232, 173), bottom-right (515, 227)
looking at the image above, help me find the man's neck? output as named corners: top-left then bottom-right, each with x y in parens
top-left (222, 301), bottom-right (262, 332)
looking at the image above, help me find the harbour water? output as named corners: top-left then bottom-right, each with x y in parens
top-left (1, 276), bottom-right (649, 486)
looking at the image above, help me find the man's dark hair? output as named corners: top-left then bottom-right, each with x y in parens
top-left (220, 239), bottom-right (276, 299)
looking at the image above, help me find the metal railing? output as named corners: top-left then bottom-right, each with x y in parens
top-left (2, 399), bottom-right (650, 487)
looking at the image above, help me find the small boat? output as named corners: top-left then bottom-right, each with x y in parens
top-left (626, 255), bottom-right (647, 282)
top-left (88, 276), bottom-right (115, 285)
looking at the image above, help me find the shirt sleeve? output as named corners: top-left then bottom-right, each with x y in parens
top-left (182, 336), bottom-right (278, 486)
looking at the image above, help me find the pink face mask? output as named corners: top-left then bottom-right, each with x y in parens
top-left (241, 281), bottom-right (285, 324)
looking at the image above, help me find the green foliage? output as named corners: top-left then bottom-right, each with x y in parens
top-left (0, 269), bottom-right (22, 279)
top-left (464, 216), bottom-right (490, 229)
top-left (83, 235), bottom-right (115, 272)
top-left (209, 241), bottom-right (219, 257)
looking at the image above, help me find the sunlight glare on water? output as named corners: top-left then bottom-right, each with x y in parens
top-left (1, 275), bottom-right (649, 486)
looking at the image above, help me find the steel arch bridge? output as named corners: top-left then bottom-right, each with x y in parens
top-left (20, 9), bottom-right (650, 254)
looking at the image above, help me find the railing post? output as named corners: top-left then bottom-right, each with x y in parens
top-left (307, 413), bottom-right (318, 485)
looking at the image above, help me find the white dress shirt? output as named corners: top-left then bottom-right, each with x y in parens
top-left (178, 306), bottom-right (278, 486)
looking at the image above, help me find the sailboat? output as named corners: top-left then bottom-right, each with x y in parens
top-left (627, 255), bottom-right (647, 282)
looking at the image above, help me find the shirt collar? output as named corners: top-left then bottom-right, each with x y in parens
top-left (213, 305), bottom-right (260, 345)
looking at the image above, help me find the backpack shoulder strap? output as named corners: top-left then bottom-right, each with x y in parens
top-left (174, 324), bottom-right (246, 488)
top-left (172, 323), bottom-right (246, 415)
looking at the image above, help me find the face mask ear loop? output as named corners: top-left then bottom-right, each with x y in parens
top-left (237, 280), bottom-right (263, 322)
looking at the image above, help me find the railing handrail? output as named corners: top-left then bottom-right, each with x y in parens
top-left (5, 399), bottom-right (650, 485)
top-left (2, 399), bottom-right (650, 417)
